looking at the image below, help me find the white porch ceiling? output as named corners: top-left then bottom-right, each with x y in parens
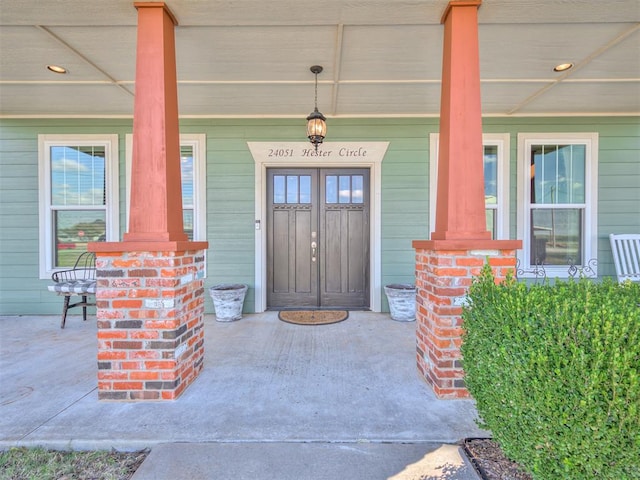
top-left (1, 0), bottom-right (639, 118)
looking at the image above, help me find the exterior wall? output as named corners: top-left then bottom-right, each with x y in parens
top-left (0, 117), bottom-right (638, 315)
top-left (1, 120), bottom-right (132, 315)
top-left (482, 117), bottom-right (640, 276)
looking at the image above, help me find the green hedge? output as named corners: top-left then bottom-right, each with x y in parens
top-left (461, 265), bottom-right (640, 479)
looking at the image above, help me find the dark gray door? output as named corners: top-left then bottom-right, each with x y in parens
top-left (267, 168), bottom-right (369, 309)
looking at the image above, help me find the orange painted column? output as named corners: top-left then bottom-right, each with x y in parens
top-left (432, 0), bottom-right (489, 241)
top-left (89, 2), bottom-right (208, 401)
top-left (413, 1), bottom-right (521, 398)
top-left (126, 2), bottom-right (185, 243)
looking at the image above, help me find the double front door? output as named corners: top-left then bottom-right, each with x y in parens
top-left (267, 168), bottom-right (370, 309)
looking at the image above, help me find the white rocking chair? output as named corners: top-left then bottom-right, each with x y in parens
top-left (609, 234), bottom-right (640, 284)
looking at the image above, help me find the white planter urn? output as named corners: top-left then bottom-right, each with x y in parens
top-left (208, 284), bottom-right (248, 322)
top-left (384, 284), bottom-right (416, 322)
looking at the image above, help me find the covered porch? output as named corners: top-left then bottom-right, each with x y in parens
top-left (0, 0), bottom-right (637, 405)
top-left (0, 311), bottom-right (486, 448)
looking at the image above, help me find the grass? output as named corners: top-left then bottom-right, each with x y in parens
top-left (0, 448), bottom-right (148, 480)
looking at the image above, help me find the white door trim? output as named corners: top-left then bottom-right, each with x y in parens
top-left (248, 142), bottom-right (389, 312)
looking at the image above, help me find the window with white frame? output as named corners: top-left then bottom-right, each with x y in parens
top-left (38, 134), bottom-right (119, 278)
top-left (517, 133), bottom-right (598, 278)
top-left (125, 134), bottom-right (206, 241)
top-left (429, 133), bottom-right (510, 239)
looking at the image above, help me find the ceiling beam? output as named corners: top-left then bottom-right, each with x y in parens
top-left (507, 23), bottom-right (640, 115)
top-left (331, 23), bottom-right (345, 116)
top-left (35, 25), bottom-right (134, 98)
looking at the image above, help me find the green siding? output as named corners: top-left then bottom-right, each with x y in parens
top-left (0, 117), bottom-right (638, 315)
top-left (483, 116), bottom-right (640, 278)
top-left (0, 120), bottom-right (133, 315)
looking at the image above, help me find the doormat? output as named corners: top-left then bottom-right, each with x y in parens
top-left (278, 310), bottom-right (348, 325)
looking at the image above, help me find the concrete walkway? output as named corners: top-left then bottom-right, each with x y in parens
top-left (0, 312), bottom-right (487, 479)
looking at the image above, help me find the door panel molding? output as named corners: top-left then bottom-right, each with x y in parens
top-left (267, 169), bottom-right (319, 307)
top-left (319, 168), bottom-right (370, 308)
top-left (249, 142), bottom-right (388, 312)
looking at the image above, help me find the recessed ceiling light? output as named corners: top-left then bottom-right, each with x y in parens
top-left (553, 63), bottom-right (573, 73)
top-left (46, 65), bottom-right (67, 74)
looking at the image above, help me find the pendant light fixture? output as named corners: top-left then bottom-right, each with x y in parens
top-left (306, 65), bottom-right (326, 151)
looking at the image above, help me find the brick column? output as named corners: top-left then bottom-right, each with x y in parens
top-left (413, 241), bottom-right (519, 398)
top-left (89, 2), bottom-right (209, 401)
top-left (95, 249), bottom-right (206, 401)
top-left (415, 1), bottom-right (522, 399)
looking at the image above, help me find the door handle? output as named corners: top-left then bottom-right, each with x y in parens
top-left (311, 241), bottom-right (317, 261)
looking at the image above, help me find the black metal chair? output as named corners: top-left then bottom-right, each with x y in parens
top-left (48, 252), bottom-right (97, 328)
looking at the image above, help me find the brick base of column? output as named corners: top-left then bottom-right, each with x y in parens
top-left (94, 249), bottom-right (206, 401)
top-left (413, 240), bottom-right (520, 399)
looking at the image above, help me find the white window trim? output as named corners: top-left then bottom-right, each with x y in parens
top-left (125, 133), bottom-right (207, 241)
top-left (516, 132), bottom-right (599, 278)
top-left (38, 134), bottom-right (119, 279)
top-left (429, 133), bottom-right (510, 239)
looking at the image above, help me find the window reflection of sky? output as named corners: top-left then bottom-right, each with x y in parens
top-left (326, 176), bottom-right (337, 203)
top-left (287, 176), bottom-right (298, 203)
top-left (272, 175), bottom-right (311, 204)
top-left (484, 146), bottom-right (497, 203)
top-left (51, 146), bottom-right (105, 206)
top-left (352, 176), bottom-right (363, 203)
top-left (531, 145), bottom-right (585, 204)
top-left (272, 174), bottom-right (365, 205)
top-left (180, 146), bottom-right (194, 206)
top-left (180, 146), bottom-right (195, 240)
top-left (274, 175), bottom-right (285, 203)
top-left (326, 175), bottom-right (364, 204)
top-left (299, 176), bottom-right (311, 203)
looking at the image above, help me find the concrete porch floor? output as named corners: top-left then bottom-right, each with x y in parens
top-left (0, 311), bottom-right (488, 479)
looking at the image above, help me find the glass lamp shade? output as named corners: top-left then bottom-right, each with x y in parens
top-left (306, 108), bottom-right (327, 146)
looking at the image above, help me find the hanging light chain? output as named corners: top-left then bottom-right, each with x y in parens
top-left (307, 65), bottom-right (326, 151)
top-left (314, 69), bottom-right (319, 111)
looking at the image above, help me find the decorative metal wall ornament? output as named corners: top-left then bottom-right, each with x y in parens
top-left (516, 258), bottom-right (547, 284)
top-left (515, 258), bottom-right (598, 284)
top-left (306, 65), bottom-right (326, 151)
top-left (567, 258), bottom-right (598, 279)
